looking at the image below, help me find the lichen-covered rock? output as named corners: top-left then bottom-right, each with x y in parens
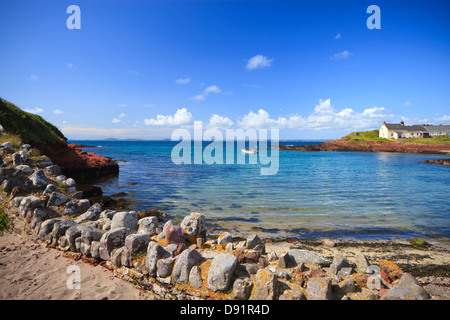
top-left (172, 248), bottom-right (204, 284)
top-left (146, 242), bottom-right (171, 277)
top-left (19, 196), bottom-right (42, 217)
top-left (397, 273), bottom-right (430, 299)
top-left (157, 256), bottom-right (176, 278)
top-left (381, 285), bottom-right (426, 300)
top-left (74, 203), bottom-right (102, 223)
top-left (180, 212), bottom-right (206, 244)
top-left (207, 253), bottom-right (238, 292)
top-left (98, 227), bottom-right (128, 260)
top-left (30, 169), bottom-right (48, 189)
top-left (80, 226), bottom-right (104, 257)
top-left (111, 211), bottom-right (138, 232)
top-left (355, 252), bottom-right (370, 273)
top-left (189, 265), bottom-right (203, 289)
top-left (49, 219), bottom-right (77, 245)
top-left (137, 216), bottom-right (158, 235)
top-left (288, 249), bottom-right (331, 267)
top-left (122, 233), bottom-right (150, 267)
top-left (47, 192), bottom-right (71, 207)
top-left (232, 278), bottom-right (253, 300)
top-left (306, 277), bottom-right (332, 300)
top-left (329, 253), bottom-right (350, 275)
top-left (38, 218), bottom-right (61, 241)
top-left (217, 232), bottom-right (233, 245)
top-left (250, 267), bottom-right (280, 300)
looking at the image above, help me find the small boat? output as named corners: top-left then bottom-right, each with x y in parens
top-left (241, 147), bottom-right (258, 154)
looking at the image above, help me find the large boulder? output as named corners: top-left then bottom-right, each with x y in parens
top-left (122, 233), bottom-right (151, 267)
top-left (165, 225), bottom-right (185, 245)
top-left (180, 212), bottom-right (206, 243)
top-left (207, 253), bottom-right (238, 292)
top-left (306, 277), bottom-right (333, 300)
top-left (111, 211), bottom-right (138, 232)
top-left (30, 170), bottom-right (48, 189)
top-left (145, 242), bottom-right (171, 277)
top-left (172, 249), bottom-right (204, 284)
top-left (287, 249), bottom-right (331, 267)
top-left (18, 195), bottom-right (42, 217)
top-left (47, 192), bottom-right (72, 207)
top-left (137, 216), bottom-right (158, 235)
top-left (98, 227), bottom-right (128, 260)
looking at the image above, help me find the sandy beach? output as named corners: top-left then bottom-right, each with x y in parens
top-left (0, 217), bottom-right (151, 300)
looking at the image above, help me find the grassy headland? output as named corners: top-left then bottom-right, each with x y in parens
top-left (344, 129), bottom-right (450, 145)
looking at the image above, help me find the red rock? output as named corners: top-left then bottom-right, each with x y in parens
top-left (165, 225), bottom-right (185, 245)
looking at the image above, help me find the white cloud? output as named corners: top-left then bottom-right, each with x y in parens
top-left (175, 78), bottom-right (191, 84)
top-left (404, 101), bottom-right (412, 107)
top-left (53, 109), bottom-right (63, 114)
top-left (246, 55), bottom-right (274, 70)
top-left (190, 85), bottom-right (222, 101)
top-left (67, 63), bottom-right (73, 68)
top-left (112, 118), bottom-right (121, 123)
top-left (207, 114), bottom-right (234, 129)
top-left (24, 107), bottom-right (44, 114)
top-left (118, 113), bottom-right (126, 118)
top-left (436, 115), bottom-right (450, 121)
top-left (330, 50), bottom-right (352, 60)
top-left (144, 108), bottom-right (193, 126)
top-left (334, 33), bottom-right (342, 39)
top-left (29, 75), bottom-right (39, 81)
top-left (237, 99), bottom-right (394, 131)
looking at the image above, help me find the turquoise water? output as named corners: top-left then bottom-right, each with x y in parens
top-left (71, 140), bottom-right (450, 241)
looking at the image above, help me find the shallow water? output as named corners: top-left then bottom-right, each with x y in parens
top-left (71, 140), bottom-right (450, 241)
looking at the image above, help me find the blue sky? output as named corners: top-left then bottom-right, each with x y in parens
top-left (0, 0), bottom-right (449, 139)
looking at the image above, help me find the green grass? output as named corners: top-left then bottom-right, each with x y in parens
top-left (0, 98), bottom-right (66, 145)
top-left (343, 130), bottom-right (390, 143)
top-left (0, 206), bottom-right (10, 236)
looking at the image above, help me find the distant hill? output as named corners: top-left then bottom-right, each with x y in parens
top-left (0, 98), bottom-right (66, 145)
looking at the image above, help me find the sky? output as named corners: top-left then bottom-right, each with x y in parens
top-left (0, 0), bottom-right (449, 140)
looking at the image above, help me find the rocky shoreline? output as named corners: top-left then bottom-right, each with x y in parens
top-left (1, 141), bottom-right (449, 300)
top-left (277, 138), bottom-right (450, 155)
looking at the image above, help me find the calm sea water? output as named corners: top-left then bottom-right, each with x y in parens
top-left (70, 140), bottom-right (450, 241)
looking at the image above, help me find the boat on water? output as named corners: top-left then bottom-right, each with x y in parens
top-left (241, 147), bottom-right (258, 154)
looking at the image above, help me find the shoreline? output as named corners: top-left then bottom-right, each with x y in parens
top-left (1, 141), bottom-right (449, 300)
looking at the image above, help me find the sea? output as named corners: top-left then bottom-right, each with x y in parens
top-left (70, 140), bottom-right (450, 242)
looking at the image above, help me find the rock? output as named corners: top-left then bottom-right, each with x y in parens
top-left (367, 274), bottom-right (382, 290)
top-left (379, 260), bottom-right (402, 284)
top-left (30, 208), bottom-right (47, 230)
top-left (355, 252), bottom-right (370, 273)
top-left (12, 196), bottom-right (25, 207)
top-left (322, 238), bottom-right (336, 247)
top-left (110, 211), bottom-right (138, 232)
top-left (12, 153), bottom-right (22, 166)
top-left (21, 144), bottom-right (31, 151)
top-left (232, 278), bottom-right (253, 300)
top-left (111, 247), bottom-right (125, 267)
top-left (49, 219), bottom-right (77, 245)
top-left (250, 267), bottom-right (280, 300)
top-left (80, 227), bottom-right (104, 256)
top-left (19, 196), bottom-right (42, 217)
top-left (246, 234), bottom-right (263, 250)
top-left (207, 253), bottom-right (238, 292)
top-left (47, 192), bottom-right (71, 207)
top-left (287, 249), bottom-right (331, 267)
top-left (165, 225), bottom-right (185, 245)
top-left (338, 276), bottom-right (358, 294)
top-left (91, 241), bottom-right (102, 259)
top-left (279, 289), bottom-right (306, 300)
top-left (38, 218), bottom-right (61, 241)
top-left (78, 199), bottom-right (91, 214)
top-left (35, 158), bottom-right (53, 168)
top-left (1, 141), bottom-right (13, 149)
top-left (278, 251), bottom-right (294, 268)
top-left (15, 165), bottom-right (33, 175)
top-left (45, 164), bottom-right (62, 176)
top-left (62, 200), bottom-right (80, 216)
top-left (137, 216), bottom-right (158, 235)
top-left (329, 253), bottom-right (350, 275)
top-left (367, 264), bottom-right (381, 275)
top-left (99, 227), bottom-right (128, 260)
top-left (382, 285), bottom-right (426, 300)
top-left (424, 284), bottom-right (450, 299)
top-left (397, 273), bottom-right (430, 299)
top-left (146, 242), bottom-right (171, 277)
top-left (172, 248), bottom-right (204, 284)
top-left (30, 170), bottom-right (48, 189)
top-left (2, 179), bottom-right (18, 193)
top-left (217, 232), bottom-right (233, 245)
top-left (306, 277), bottom-right (332, 300)
top-left (100, 210), bottom-right (116, 220)
top-left (19, 150), bottom-right (28, 162)
top-left (156, 257), bottom-right (176, 278)
top-left (180, 212), bottom-right (206, 243)
top-left (74, 203), bottom-right (102, 223)
top-left (55, 175), bottom-right (67, 182)
top-left (43, 184), bottom-right (57, 196)
top-left (122, 233), bottom-right (151, 267)
top-left (189, 266), bottom-right (203, 289)
top-left (65, 178), bottom-right (76, 188)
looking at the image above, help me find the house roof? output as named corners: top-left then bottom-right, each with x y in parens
top-left (384, 124), bottom-right (427, 132)
top-left (424, 125), bottom-right (450, 132)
